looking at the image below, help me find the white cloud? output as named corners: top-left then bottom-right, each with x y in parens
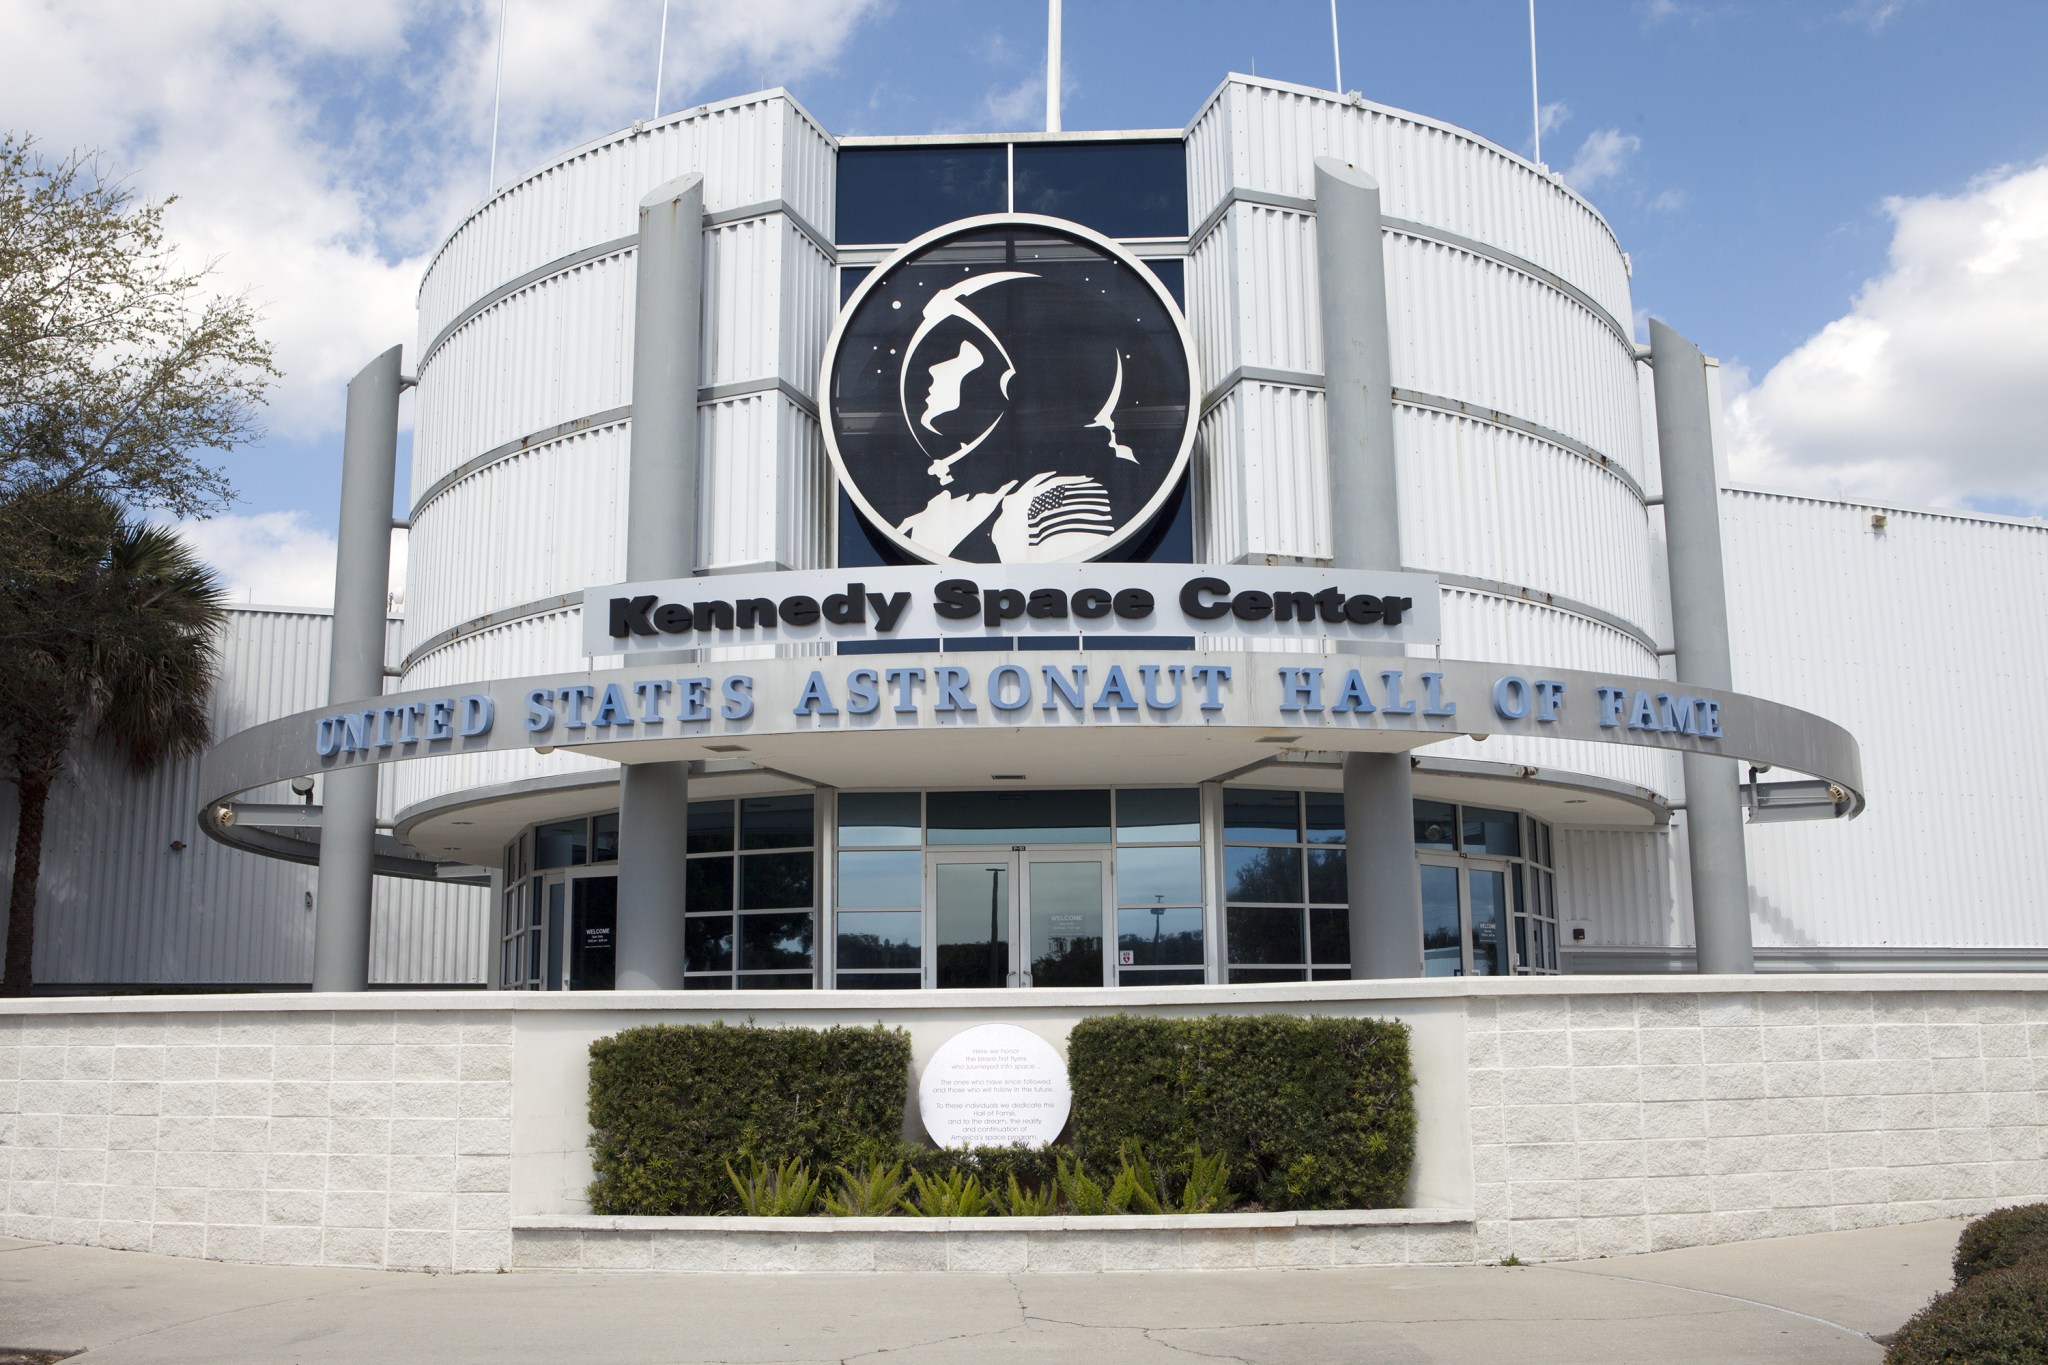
top-left (1836, 0), bottom-right (1914, 34)
top-left (170, 510), bottom-right (412, 611)
top-left (1564, 128), bottom-right (1641, 193)
top-left (1724, 161), bottom-right (2048, 511)
top-left (1648, 188), bottom-right (1689, 213)
top-left (1538, 101), bottom-right (1572, 138)
top-left (0, 0), bottom-right (881, 449)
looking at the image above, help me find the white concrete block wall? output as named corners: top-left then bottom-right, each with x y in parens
top-left (0, 1009), bottom-right (513, 1271)
top-left (1, 980), bottom-right (2042, 1274)
top-left (1464, 986), bottom-right (2048, 1262)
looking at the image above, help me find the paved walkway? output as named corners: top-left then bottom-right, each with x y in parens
top-left (0, 1219), bottom-right (1960, 1363)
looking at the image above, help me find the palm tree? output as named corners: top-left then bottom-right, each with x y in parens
top-left (0, 491), bottom-right (227, 995)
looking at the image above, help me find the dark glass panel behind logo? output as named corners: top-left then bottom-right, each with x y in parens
top-left (824, 220), bottom-right (1196, 565)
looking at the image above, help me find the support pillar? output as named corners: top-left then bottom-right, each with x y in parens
top-left (312, 346), bottom-right (404, 992)
top-left (1315, 156), bottom-right (1424, 979)
top-left (613, 174), bottom-right (704, 990)
top-left (1649, 317), bottom-right (1755, 973)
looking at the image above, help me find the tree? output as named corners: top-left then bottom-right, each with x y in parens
top-left (0, 136), bottom-right (271, 994)
top-left (1, 495), bottom-right (230, 994)
top-left (1, 135), bottom-right (276, 525)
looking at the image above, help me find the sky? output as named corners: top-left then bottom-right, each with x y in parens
top-left (4, 0), bottom-right (2047, 606)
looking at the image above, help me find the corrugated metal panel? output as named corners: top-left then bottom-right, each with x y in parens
top-left (1228, 204), bottom-right (1322, 373)
top-left (394, 609), bottom-right (616, 818)
top-left (412, 250), bottom-right (634, 495)
top-left (779, 220), bottom-right (836, 399)
top-left (699, 391), bottom-right (829, 573)
top-left (1554, 828), bottom-right (1688, 948)
top-left (1428, 588), bottom-right (1666, 792)
top-left (404, 425), bottom-right (628, 650)
top-left (0, 608), bottom-right (487, 986)
top-left (1398, 406), bottom-right (1655, 632)
top-left (1195, 382), bottom-right (1331, 563)
top-left (1184, 77), bottom-right (1632, 326)
top-left (1385, 234), bottom-right (1642, 481)
top-left (1185, 218), bottom-right (1235, 400)
top-left (418, 93), bottom-right (834, 345)
top-left (1724, 488), bottom-right (2048, 949)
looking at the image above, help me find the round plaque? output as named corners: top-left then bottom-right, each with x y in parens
top-left (916, 1023), bottom-right (1073, 1149)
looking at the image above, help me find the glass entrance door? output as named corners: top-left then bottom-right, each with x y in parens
top-left (569, 875), bottom-right (617, 990)
top-left (932, 854), bottom-right (1014, 988)
top-left (927, 850), bottom-right (1110, 987)
top-left (1022, 853), bottom-right (1109, 987)
top-left (1419, 857), bottom-right (1515, 976)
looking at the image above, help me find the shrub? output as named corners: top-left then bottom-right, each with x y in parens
top-left (587, 1022), bottom-right (911, 1215)
top-left (1955, 1204), bottom-right (2048, 1286)
top-left (823, 1159), bottom-right (910, 1217)
top-left (725, 1156), bottom-right (821, 1216)
top-left (1885, 1261), bottom-right (2048, 1365)
top-left (1066, 1013), bottom-right (1415, 1210)
top-left (902, 1168), bottom-right (992, 1217)
top-left (901, 1142), bottom-right (1068, 1198)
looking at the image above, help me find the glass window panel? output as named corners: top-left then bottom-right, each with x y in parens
top-left (1225, 846), bottom-right (1303, 904)
top-left (1029, 859), bottom-right (1104, 988)
top-left (936, 860), bottom-right (1010, 989)
top-left (534, 820), bottom-right (586, 869)
top-left (1116, 844), bottom-right (1201, 906)
top-left (1539, 918), bottom-right (1558, 971)
top-left (687, 856), bottom-right (734, 913)
top-left (927, 789), bottom-right (1110, 844)
top-left (838, 792), bottom-right (922, 847)
top-left (1229, 966), bottom-right (1308, 984)
top-left (504, 844), bottom-right (518, 879)
top-left (684, 914), bottom-right (733, 973)
top-left (1464, 807), bottom-right (1521, 857)
top-left (591, 812), bottom-right (619, 863)
top-left (1310, 905), bottom-right (1351, 966)
top-left (837, 971), bottom-right (922, 990)
top-left (1116, 905), bottom-right (1203, 966)
top-left (1226, 905), bottom-right (1305, 965)
top-left (1119, 967), bottom-right (1206, 987)
top-left (741, 795), bottom-right (813, 850)
top-left (683, 975), bottom-right (733, 990)
top-left (1012, 141), bottom-right (1187, 238)
top-left (1311, 967), bottom-right (1351, 982)
top-left (1538, 822), bottom-right (1553, 868)
top-left (1514, 913), bottom-right (1530, 975)
top-left (1413, 801), bottom-right (1457, 851)
top-left (1115, 788), bottom-right (1199, 843)
top-left (545, 881), bottom-right (565, 989)
top-left (836, 145), bottom-right (1008, 245)
top-left (1421, 864), bottom-right (1462, 976)
top-left (1470, 870), bottom-right (1509, 976)
top-left (688, 800), bottom-right (735, 854)
top-left (1307, 847), bottom-right (1347, 903)
top-left (737, 971), bottom-right (816, 991)
top-left (741, 851), bottom-right (813, 910)
top-left (740, 912), bottom-right (815, 970)
top-left (1223, 788), bottom-right (1299, 843)
top-left (836, 910), bottom-right (922, 970)
top-left (837, 850), bottom-right (922, 908)
top-left (1305, 791), bottom-right (1346, 845)
top-left (570, 876), bottom-right (617, 991)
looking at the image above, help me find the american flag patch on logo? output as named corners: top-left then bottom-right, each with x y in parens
top-left (1026, 479), bottom-right (1115, 545)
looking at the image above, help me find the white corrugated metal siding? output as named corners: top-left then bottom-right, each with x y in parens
top-left (1724, 489), bottom-right (2048, 949)
top-left (1554, 827), bottom-right (1689, 948)
top-left (0, 608), bottom-right (488, 987)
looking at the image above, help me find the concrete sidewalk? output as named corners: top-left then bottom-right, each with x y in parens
top-left (0, 1219), bottom-right (1960, 1364)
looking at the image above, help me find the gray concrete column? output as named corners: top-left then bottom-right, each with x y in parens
top-left (1649, 317), bottom-right (1755, 973)
top-left (1315, 155), bottom-right (1424, 979)
top-left (312, 346), bottom-right (404, 992)
top-left (613, 174), bottom-right (705, 990)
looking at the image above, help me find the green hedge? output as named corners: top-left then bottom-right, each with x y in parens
top-left (1954, 1203), bottom-right (2048, 1286)
top-left (587, 1022), bottom-right (911, 1215)
top-left (1886, 1261), bottom-right (2048, 1365)
top-left (1066, 1013), bottom-right (1415, 1210)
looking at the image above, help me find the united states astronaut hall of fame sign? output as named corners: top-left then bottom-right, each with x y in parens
top-left (917, 1023), bottom-right (1074, 1149)
top-left (822, 213), bottom-right (1199, 567)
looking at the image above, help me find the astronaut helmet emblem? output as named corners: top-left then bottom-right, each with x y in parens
top-left (822, 215), bottom-right (1199, 565)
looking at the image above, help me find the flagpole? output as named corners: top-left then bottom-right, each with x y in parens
top-left (1529, 0), bottom-right (1543, 167)
top-left (488, 0), bottom-right (508, 191)
top-left (653, 0), bottom-right (670, 118)
top-left (1046, 0), bottom-right (1062, 133)
top-left (1330, 0), bottom-right (1343, 93)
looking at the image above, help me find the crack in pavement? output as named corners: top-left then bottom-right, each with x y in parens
top-left (62, 1277), bottom-right (388, 1359)
top-left (1539, 1264), bottom-right (1878, 1341)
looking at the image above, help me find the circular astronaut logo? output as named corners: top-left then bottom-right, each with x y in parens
top-left (822, 215), bottom-right (1198, 564)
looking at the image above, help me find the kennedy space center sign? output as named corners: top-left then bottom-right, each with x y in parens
top-left (821, 214), bottom-right (1199, 566)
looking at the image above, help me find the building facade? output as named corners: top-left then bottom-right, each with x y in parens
top-left (13, 75), bottom-right (2044, 991)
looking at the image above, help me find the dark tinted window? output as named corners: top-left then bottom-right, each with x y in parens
top-left (837, 146), bottom-right (1007, 245)
top-left (1013, 141), bottom-right (1185, 238)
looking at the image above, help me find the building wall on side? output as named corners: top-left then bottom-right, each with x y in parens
top-left (1722, 489), bottom-right (2048, 955)
top-left (0, 607), bottom-right (489, 988)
